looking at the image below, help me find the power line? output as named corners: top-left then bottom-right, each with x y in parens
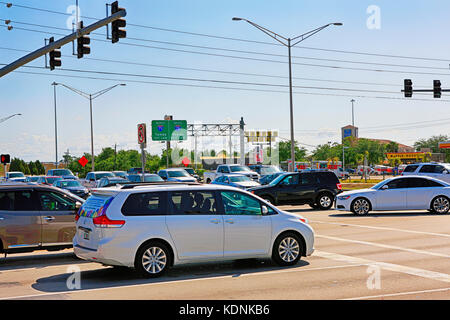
top-left (0, 63), bottom-right (416, 95)
top-left (0, 46), bottom-right (404, 87)
top-left (4, 24), bottom-right (450, 77)
top-left (8, 67), bottom-right (450, 103)
top-left (2, 19), bottom-right (449, 72)
top-left (3, 1), bottom-right (450, 63)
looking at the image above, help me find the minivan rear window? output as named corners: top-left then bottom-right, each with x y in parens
top-left (78, 194), bottom-right (114, 218)
top-left (121, 192), bottom-right (167, 216)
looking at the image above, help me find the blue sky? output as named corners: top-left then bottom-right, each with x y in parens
top-left (1, 0), bottom-right (450, 162)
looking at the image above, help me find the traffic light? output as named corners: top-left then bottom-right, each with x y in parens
top-left (111, 1), bottom-right (126, 43)
top-left (48, 37), bottom-right (62, 70)
top-left (433, 80), bottom-right (441, 98)
top-left (77, 21), bottom-right (91, 59)
top-left (1, 154), bottom-right (10, 165)
top-left (404, 79), bottom-right (412, 98)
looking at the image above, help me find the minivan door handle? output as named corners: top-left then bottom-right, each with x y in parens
top-left (224, 219), bottom-right (234, 224)
top-left (44, 216), bottom-right (55, 222)
top-left (210, 219), bottom-right (220, 224)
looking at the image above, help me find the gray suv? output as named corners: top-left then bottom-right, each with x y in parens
top-left (0, 184), bottom-right (84, 255)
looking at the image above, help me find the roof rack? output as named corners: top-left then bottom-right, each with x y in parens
top-left (120, 181), bottom-right (202, 189)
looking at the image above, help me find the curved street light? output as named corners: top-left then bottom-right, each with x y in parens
top-left (233, 18), bottom-right (342, 171)
top-left (52, 82), bottom-right (126, 170)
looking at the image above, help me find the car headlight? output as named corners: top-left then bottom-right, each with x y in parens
top-left (337, 195), bottom-right (351, 200)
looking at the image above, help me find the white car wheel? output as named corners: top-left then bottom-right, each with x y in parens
top-left (432, 196), bottom-right (450, 214)
top-left (351, 198), bottom-right (370, 215)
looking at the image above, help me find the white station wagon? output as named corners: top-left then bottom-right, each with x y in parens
top-left (73, 184), bottom-right (315, 277)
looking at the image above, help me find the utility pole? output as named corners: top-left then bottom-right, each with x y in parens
top-left (114, 143), bottom-right (117, 171)
top-left (52, 82), bottom-right (58, 168)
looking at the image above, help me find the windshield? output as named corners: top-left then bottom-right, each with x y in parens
top-left (168, 170), bottom-right (190, 177)
top-left (9, 172), bottom-right (25, 178)
top-left (269, 173), bottom-right (289, 186)
top-left (51, 169), bottom-right (74, 176)
top-left (371, 179), bottom-right (391, 190)
top-left (144, 175), bottom-right (164, 182)
top-left (230, 166), bottom-right (251, 172)
top-left (60, 180), bottom-right (82, 187)
top-left (96, 172), bottom-right (115, 179)
top-left (184, 168), bottom-right (194, 174)
top-left (113, 171), bottom-right (127, 177)
top-left (47, 177), bottom-right (62, 184)
top-left (260, 166), bottom-right (282, 175)
top-left (229, 176), bottom-right (251, 182)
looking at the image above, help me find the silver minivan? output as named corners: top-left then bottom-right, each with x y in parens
top-left (0, 184), bottom-right (83, 255)
top-left (74, 184), bottom-right (315, 278)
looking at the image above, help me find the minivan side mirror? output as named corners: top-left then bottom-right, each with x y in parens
top-left (381, 184), bottom-right (389, 190)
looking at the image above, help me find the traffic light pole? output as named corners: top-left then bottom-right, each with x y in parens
top-left (0, 9), bottom-right (126, 78)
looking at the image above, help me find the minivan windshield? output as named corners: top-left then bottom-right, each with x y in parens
top-left (230, 166), bottom-right (251, 172)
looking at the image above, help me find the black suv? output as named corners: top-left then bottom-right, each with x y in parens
top-left (248, 170), bottom-right (342, 210)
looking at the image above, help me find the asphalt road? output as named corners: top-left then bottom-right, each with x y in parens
top-left (0, 205), bottom-right (449, 300)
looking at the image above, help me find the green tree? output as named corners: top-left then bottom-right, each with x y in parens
top-left (277, 140), bottom-right (307, 162)
top-left (414, 135), bottom-right (450, 161)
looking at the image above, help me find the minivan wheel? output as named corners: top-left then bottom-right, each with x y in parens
top-left (351, 198), bottom-right (371, 215)
top-left (272, 233), bottom-right (302, 266)
top-left (317, 193), bottom-right (334, 210)
top-left (135, 241), bottom-right (171, 278)
top-left (431, 196), bottom-right (450, 214)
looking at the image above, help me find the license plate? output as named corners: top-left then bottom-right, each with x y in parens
top-left (83, 231), bottom-right (90, 240)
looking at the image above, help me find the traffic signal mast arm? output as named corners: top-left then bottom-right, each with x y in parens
top-left (402, 78), bottom-right (450, 98)
top-left (0, 8), bottom-right (126, 78)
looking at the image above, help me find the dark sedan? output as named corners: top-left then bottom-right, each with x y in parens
top-left (54, 179), bottom-right (90, 199)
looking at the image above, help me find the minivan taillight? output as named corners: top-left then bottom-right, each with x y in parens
top-left (75, 213), bottom-right (80, 222)
top-left (336, 183), bottom-right (342, 190)
top-left (93, 215), bottom-right (125, 228)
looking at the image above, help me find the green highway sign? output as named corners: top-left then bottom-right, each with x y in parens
top-left (151, 120), bottom-right (187, 141)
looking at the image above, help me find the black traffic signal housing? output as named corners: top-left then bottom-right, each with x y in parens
top-left (77, 22), bottom-right (91, 59)
top-left (433, 80), bottom-right (441, 98)
top-left (48, 37), bottom-right (62, 70)
top-left (1, 154), bottom-right (10, 165)
top-left (111, 1), bottom-right (126, 43)
top-left (404, 79), bottom-right (413, 98)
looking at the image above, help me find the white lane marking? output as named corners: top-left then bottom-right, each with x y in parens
top-left (0, 263), bottom-right (367, 300)
top-left (314, 250), bottom-right (450, 283)
top-left (317, 234), bottom-right (450, 259)
top-left (343, 287), bottom-right (450, 300)
top-left (311, 220), bottom-right (450, 238)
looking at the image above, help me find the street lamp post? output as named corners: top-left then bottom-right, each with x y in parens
top-left (53, 82), bottom-right (126, 171)
top-left (350, 99), bottom-right (355, 127)
top-left (342, 146), bottom-right (349, 179)
top-left (233, 18), bottom-right (342, 172)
